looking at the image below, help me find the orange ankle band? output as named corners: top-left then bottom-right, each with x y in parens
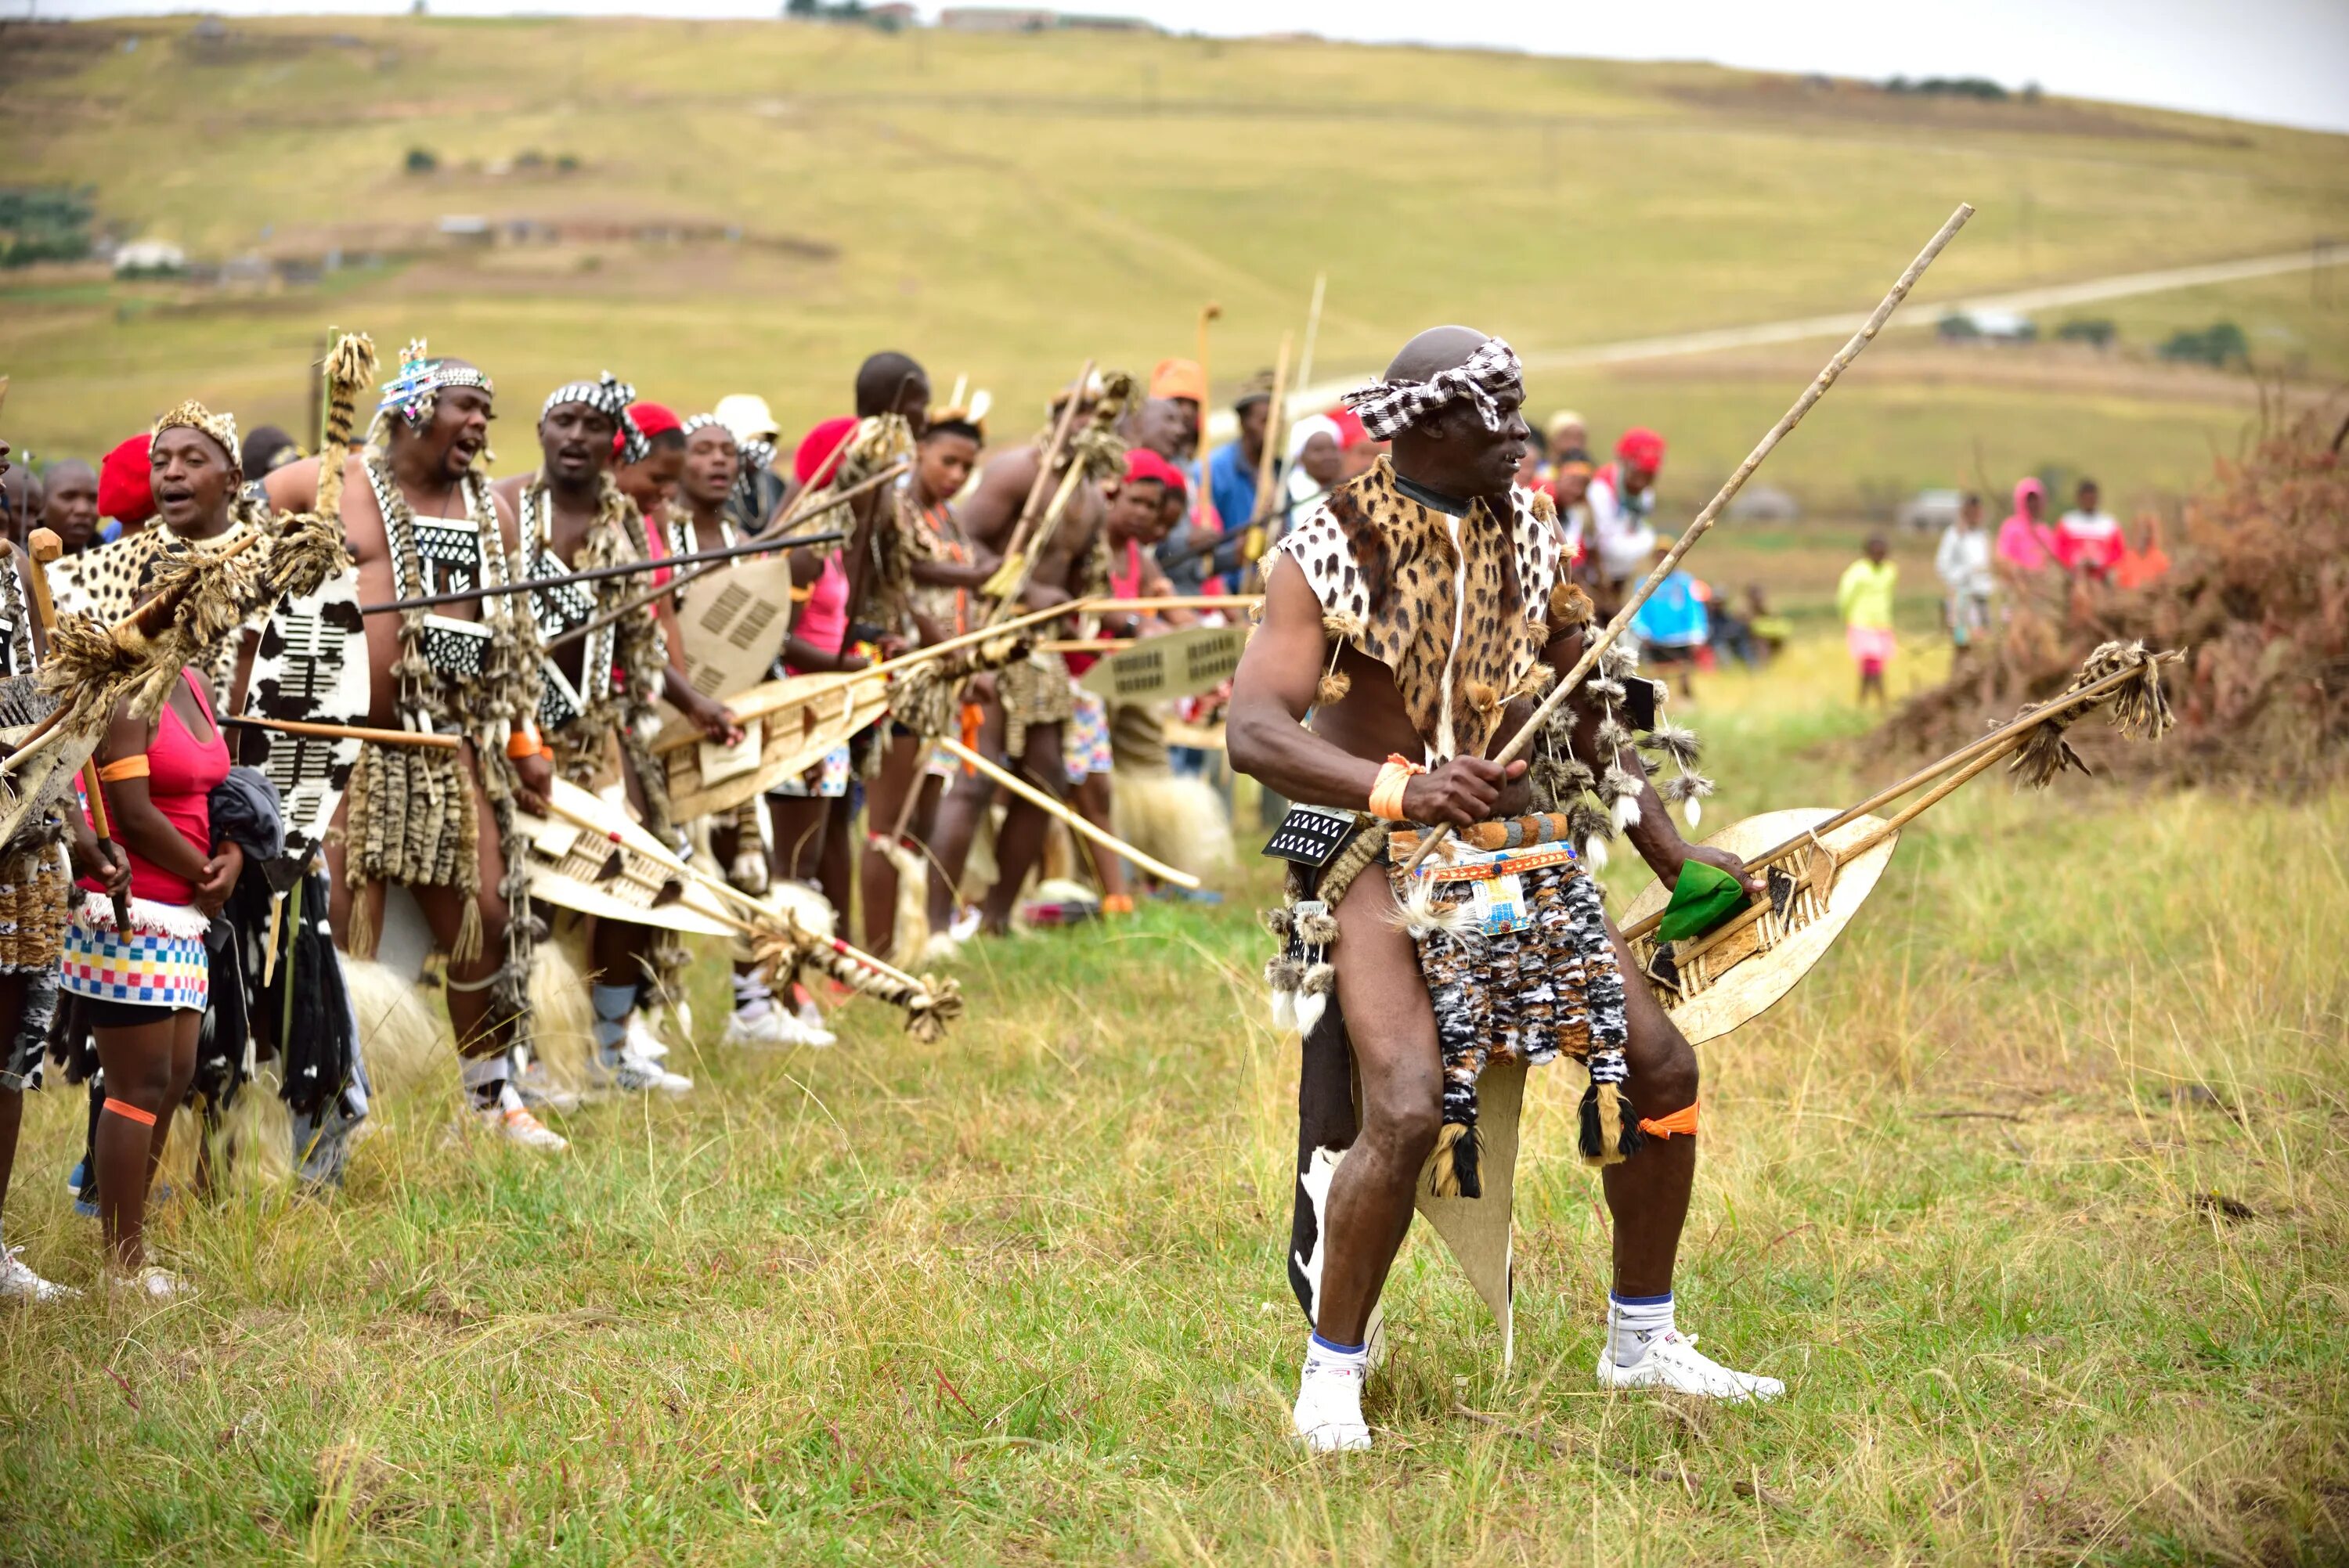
top-left (1638, 1104), bottom-right (1698, 1138)
top-left (102, 1098), bottom-right (158, 1127)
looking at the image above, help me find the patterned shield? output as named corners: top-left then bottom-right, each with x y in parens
top-left (238, 567), bottom-right (373, 865)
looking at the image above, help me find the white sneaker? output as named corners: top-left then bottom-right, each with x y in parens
top-left (478, 1088), bottom-right (570, 1152)
top-left (106, 1264), bottom-right (193, 1301)
top-left (512, 1060), bottom-right (583, 1113)
top-left (792, 1000), bottom-right (838, 1049)
top-left (1595, 1330), bottom-right (1784, 1402)
top-left (594, 1049), bottom-right (694, 1096)
top-left (0, 1245), bottom-right (78, 1303)
top-left (1293, 1360), bottom-right (1373, 1453)
top-left (947, 906), bottom-right (982, 943)
top-left (722, 1007), bottom-right (804, 1049)
top-left (623, 1015), bottom-right (671, 1062)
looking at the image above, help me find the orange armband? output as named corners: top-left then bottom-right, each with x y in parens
top-left (97, 755), bottom-right (151, 783)
top-left (507, 725), bottom-right (547, 761)
top-left (1367, 753), bottom-right (1424, 822)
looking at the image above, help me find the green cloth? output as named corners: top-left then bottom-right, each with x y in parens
top-left (1837, 558), bottom-right (1899, 631)
top-left (1656, 860), bottom-right (1747, 943)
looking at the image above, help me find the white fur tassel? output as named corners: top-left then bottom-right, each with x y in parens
top-left (1270, 988), bottom-right (1299, 1033)
top-left (1611, 793), bottom-right (1642, 831)
top-left (1684, 795), bottom-right (1702, 829)
top-left (1582, 836), bottom-right (1610, 870)
top-left (1295, 989), bottom-right (1327, 1037)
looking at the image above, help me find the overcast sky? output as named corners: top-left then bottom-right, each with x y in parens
top-left (25, 0), bottom-right (2349, 135)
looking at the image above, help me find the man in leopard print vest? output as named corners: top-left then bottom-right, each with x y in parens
top-left (1229, 326), bottom-right (1781, 1453)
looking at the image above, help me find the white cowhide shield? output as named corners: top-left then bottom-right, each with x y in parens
top-left (239, 567), bottom-right (372, 864)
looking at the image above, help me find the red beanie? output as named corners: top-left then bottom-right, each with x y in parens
top-left (99, 433), bottom-right (157, 524)
top-left (1123, 447), bottom-right (1186, 496)
top-left (622, 401), bottom-right (681, 456)
top-left (1615, 426), bottom-right (1665, 472)
top-left (794, 416), bottom-right (858, 487)
top-left (1328, 409), bottom-right (1369, 449)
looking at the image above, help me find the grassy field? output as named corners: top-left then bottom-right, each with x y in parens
top-left (0, 636), bottom-right (2341, 1564)
top-left (4, 14), bottom-right (2349, 513)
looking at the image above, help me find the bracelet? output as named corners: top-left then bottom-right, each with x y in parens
top-left (1367, 752), bottom-right (1424, 821)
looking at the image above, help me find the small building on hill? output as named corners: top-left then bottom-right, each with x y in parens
top-left (940, 7), bottom-right (1057, 30)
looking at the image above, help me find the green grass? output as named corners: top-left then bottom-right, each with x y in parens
top-left (0, 638), bottom-right (2341, 1563)
top-left (4, 13), bottom-right (2349, 513)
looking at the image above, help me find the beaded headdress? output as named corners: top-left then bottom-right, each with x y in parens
top-left (377, 338), bottom-right (494, 434)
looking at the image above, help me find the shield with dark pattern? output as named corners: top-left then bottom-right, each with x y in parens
top-left (239, 567), bottom-right (372, 865)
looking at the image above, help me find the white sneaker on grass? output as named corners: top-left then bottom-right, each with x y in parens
top-left (594, 1048), bottom-right (693, 1096)
top-left (1293, 1361), bottom-right (1373, 1453)
top-left (106, 1264), bottom-right (193, 1301)
top-left (0, 1245), bottom-right (77, 1303)
top-left (723, 1008), bottom-right (822, 1049)
top-left (1595, 1330), bottom-right (1784, 1401)
top-left (477, 1087), bottom-right (570, 1152)
top-left (623, 1015), bottom-right (672, 1062)
top-left (512, 1060), bottom-right (583, 1113)
top-left (791, 1000), bottom-right (837, 1049)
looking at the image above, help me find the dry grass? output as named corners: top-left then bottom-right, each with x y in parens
top-left (0, 640), bottom-right (2340, 1563)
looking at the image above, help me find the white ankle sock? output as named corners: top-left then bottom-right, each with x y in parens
top-left (731, 972), bottom-right (774, 1022)
top-left (1295, 1332), bottom-right (1372, 1449)
top-left (1608, 1290), bottom-right (1676, 1368)
top-left (459, 1054), bottom-right (507, 1110)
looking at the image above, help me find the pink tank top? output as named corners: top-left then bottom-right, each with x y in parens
top-left (80, 668), bottom-right (229, 906)
top-left (785, 553), bottom-right (850, 675)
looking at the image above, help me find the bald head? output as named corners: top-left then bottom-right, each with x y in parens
top-left (1385, 324), bottom-right (1490, 384)
top-left (42, 458), bottom-right (99, 552)
top-left (1379, 324), bottom-right (1528, 503)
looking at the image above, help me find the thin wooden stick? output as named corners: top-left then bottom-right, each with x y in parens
top-left (1244, 330), bottom-right (1294, 543)
top-left (934, 735), bottom-right (1203, 891)
top-left (988, 359), bottom-right (1095, 576)
top-left (1087, 595), bottom-right (1261, 613)
top-left (1398, 202), bottom-right (1976, 878)
top-left (360, 521), bottom-right (850, 618)
top-left (222, 715), bottom-right (463, 750)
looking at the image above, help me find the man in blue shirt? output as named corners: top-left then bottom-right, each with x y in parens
top-left (1202, 370), bottom-right (1277, 589)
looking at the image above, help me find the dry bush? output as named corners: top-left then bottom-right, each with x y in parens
top-left (1889, 402), bottom-right (2349, 787)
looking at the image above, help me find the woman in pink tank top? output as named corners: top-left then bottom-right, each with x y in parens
top-left (62, 666), bottom-right (237, 1298)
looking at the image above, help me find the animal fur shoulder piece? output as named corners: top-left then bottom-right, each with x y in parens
top-left (1269, 456), bottom-right (1561, 761)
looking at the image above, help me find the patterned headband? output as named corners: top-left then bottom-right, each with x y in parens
top-left (378, 338), bottom-right (494, 433)
top-left (1341, 335), bottom-right (1522, 443)
top-left (543, 372), bottom-right (644, 464)
top-left (680, 413), bottom-right (735, 442)
top-left (152, 399), bottom-right (242, 474)
top-left (739, 437), bottom-right (777, 474)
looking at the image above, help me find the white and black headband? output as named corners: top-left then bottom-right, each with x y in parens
top-left (1341, 335), bottom-right (1523, 443)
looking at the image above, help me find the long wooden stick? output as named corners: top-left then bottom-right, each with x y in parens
top-left (933, 735), bottom-right (1203, 891)
top-left (222, 714), bottom-right (462, 750)
top-left (1398, 202), bottom-right (1975, 878)
top-left (546, 463), bottom-right (904, 651)
top-left (1294, 272), bottom-right (1327, 402)
top-left (23, 529), bottom-right (131, 935)
top-left (1088, 594), bottom-right (1261, 613)
top-left (992, 359), bottom-right (1095, 571)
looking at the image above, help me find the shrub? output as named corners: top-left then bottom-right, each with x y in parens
top-left (403, 146), bottom-right (438, 175)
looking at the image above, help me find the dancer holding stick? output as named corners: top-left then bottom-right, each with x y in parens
top-left (1224, 205), bottom-right (1973, 1453)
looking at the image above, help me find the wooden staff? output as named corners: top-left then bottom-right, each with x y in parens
top-left (23, 529), bottom-right (131, 935)
top-left (1239, 330), bottom-right (1294, 577)
top-left (542, 463), bottom-right (906, 654)
top-left (222, 715), bottom-right (461, 750)
top-left (981, 359), bottom-right (1095, 596)
top-left (1397, 202), bottom-right (1976, 879)
top-left (1294, 272), bottom-right (1328, 402)
top-left (1087, 594), bottom-right (1261, 614)
top-left (933, 735), bottom-right (1203, 891)
top-left (1194, 304), bottom-right (1220, 463)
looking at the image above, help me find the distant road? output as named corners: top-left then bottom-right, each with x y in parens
top-left (1222, 246), bottom-right (2347, 435)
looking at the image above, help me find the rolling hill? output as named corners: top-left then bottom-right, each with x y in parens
top-left (4, 13), bottom-right (2347, 514)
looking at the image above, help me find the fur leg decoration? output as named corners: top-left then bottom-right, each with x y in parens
top-left (1427, 1118), bottom-right (1481, 1199)
top-left (1577, 1080), bottom-right (1647, 1167)
top-left (1295, 962), bottom-right (1334, 1037)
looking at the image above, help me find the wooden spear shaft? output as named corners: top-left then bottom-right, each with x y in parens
top-left (933, 736), bottom-right (1203, 891)
top-left (222, 715), bottom-right (462, 749)
top-left (1397, 201), bottom-right (1976, 878)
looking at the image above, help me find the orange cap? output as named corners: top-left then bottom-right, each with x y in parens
top-left (1150, 357), bottom-right (1207, 404)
